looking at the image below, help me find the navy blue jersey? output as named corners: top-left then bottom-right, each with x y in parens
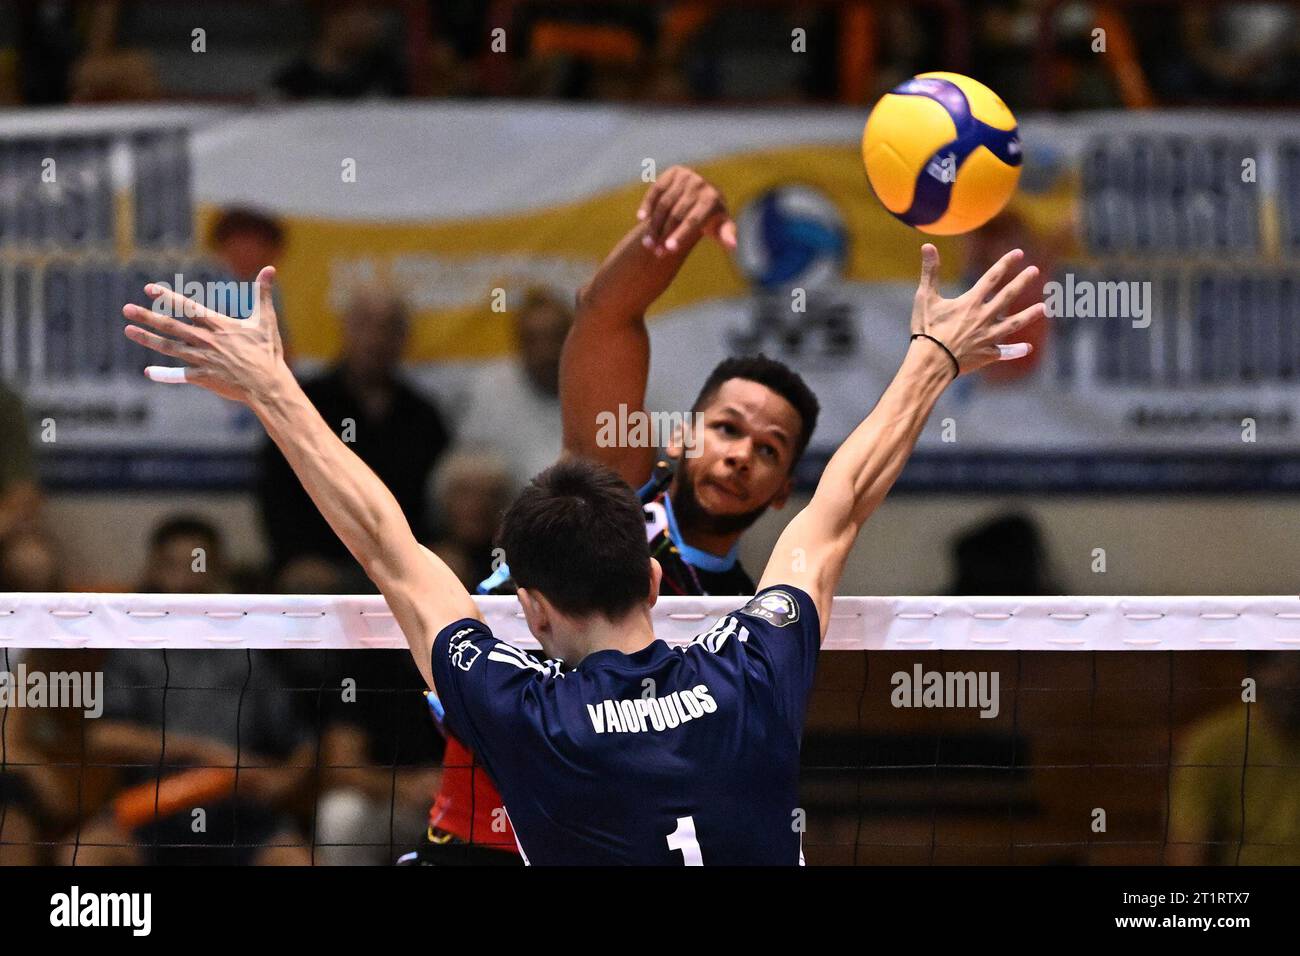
top-left (430, 585), bottom-right (820, 865)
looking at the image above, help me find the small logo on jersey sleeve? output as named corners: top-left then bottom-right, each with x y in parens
top-left (448, 627), bottom-right (482, 671)
top-left (739, 590), bottom-right (800, 628)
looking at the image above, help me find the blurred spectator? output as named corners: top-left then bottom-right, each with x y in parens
top-left (207, 207), bottom-right (294, 363)
top-left (426, 451), bottom-right (512, 589)
top-left (0, 478), bottom-right (82, 863)
top-left (270, 520), bottom-right (441, 865)
top-left (457, 286), bottom-right (569, 490)
top-left (70, 516), bottom-right (313, 865)
top-left (257, 285), bottom-right (451, 586)
top-left (138, 515), bottom-right (232, 595)
top-left (425, 0), bottom-right (487, 97)
top-left (0, 528), bottom-right (62, 592)
top-left (0, 381), bottom-right (42, 546)
top-left (68, 47), bottom-right (160, 103)
top-left (1177, 3), bottom-right (1300, 103)
top-left (274, 1), bottom-right (406, 99)
top-left (1169, 653), bottom-right (1300, 865)
top-left (675, 4), bottom-right (836, 102)
top-left (0, 769), bottom-right (42, 865)
top-left (17, 0), bottom-right (160, 104)
top-left (512, 2), bottom-right (659, 100)
top-left (947, 512), bottom-right (1059, 596)
top-left (290, 647), bottom-right (442, 865)
top-left (14, 0), bottom-right (79, 104)
top-left (208, 208), bottom-right (286, 288)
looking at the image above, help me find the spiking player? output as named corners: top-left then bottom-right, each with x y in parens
top-left (423, 167), bottom-right (819, 861)
top-left (122, 229), bottom-right (1042, 862)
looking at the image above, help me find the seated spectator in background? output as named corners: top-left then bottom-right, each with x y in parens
top-left (1169, 652), bottom-right (1300, 865)
top-left (15, 0), bottom-right (160, 105)
top-left (512, 1), bottom-right (658, 100)
top-left (70, 516), bottom-right (313, 865)
top-left (947, 512), bottom-right (1059, 596)
top-left (457, 286), bottom-right (570, 489)
top-left (287, 647), bottom-right (442, 866)
top-left (0, 380), bottom-right (41, 546)
top-left (0, 527), bottom-right (62, 592)
top-left (426, 451), bottom-right (513, 589)
top-left (274, 1), bottom-right (406, 99)
top-left (137, 515), bottom-right (232, 594)
top-left (272, 522), bottom-right (441, 865)
top-left (1178, 3), bottom-right (1300, 103)
top-left (0, 770), bottom-right (42, 865)
top-left (257, 286), bottom-right (451, 589)
top-left (0, 530), bottom-right (85, 861)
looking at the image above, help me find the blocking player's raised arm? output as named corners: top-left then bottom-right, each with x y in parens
top-left (758, 245), bottom-right (1047, 636)
top-left (121, 268), bottom-right (480, 690)
top-left (560, 165), bottom-right (736, 486)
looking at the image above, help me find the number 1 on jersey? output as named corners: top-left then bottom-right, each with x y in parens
top-left (666, 815), bottom-right (703, 865)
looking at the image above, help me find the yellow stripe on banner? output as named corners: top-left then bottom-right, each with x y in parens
top-left (197, 144), bottom-right (1023, 363)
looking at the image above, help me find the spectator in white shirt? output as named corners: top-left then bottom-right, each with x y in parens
top-left (456, 287), bottom-right (571, 490)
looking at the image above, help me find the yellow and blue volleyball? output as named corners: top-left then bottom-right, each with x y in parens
top-left (861, 72), bottom-right (1022, 235)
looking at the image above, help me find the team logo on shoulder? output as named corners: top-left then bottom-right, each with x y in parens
top-left (448, 628), bottom-right (481, 671)
top-left (739, 590), bottom-right (800, 627)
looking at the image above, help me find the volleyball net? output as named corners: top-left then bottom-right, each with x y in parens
top-left (2, 592), bottom-right (1298, 865)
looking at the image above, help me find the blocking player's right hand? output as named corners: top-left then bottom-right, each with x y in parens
top-left (910, 243), bottom-right (1045, 376)
top-left (637, 165), bottom-right (737, 257)
top-left (123, 265), bottom-right (291, 406)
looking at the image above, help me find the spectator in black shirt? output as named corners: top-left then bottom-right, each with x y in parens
top-left (257, 286), bottom-right (451, 586)
top-left (273, 2), bottom-right (407, 100)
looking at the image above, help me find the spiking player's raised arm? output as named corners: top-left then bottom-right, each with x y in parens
top-left (758, 244), bottom-right (1046, 633)
top-left (560, 165), bottom-right (736, 486)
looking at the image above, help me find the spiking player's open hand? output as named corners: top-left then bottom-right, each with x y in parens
top-left (909, 243), bottom-right (1045, 376)
top-left (122, 266), bottom-right (290, 405)
top-left (637, 165), bottom-right (737, 257)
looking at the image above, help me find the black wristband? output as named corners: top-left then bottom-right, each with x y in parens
top-left (910, 333), bottom-right (960, 379)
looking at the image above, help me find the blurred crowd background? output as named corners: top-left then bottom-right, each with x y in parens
top-left (0, 0), bottom-right (1297, 109)
top-left (0, 0), bottom-right (1298, 867)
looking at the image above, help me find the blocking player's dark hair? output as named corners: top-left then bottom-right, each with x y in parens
top-left (497, 458), bottom-right (651, 619)
top-left (690, 354), bottom-right (820, 462)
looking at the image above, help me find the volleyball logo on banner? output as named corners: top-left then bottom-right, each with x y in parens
top-left (734, 185), bottom-right (847, 289)
top-left (729, 184), bottom-right (856, 362)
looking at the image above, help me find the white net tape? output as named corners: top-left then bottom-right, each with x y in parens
top-left (2, 593), bottom-right (1299, 651)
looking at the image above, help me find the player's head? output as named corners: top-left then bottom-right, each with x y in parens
top-left (668, 354), bottom-right (819, 535)
top-left (498, 458), bottom-right (661, 659)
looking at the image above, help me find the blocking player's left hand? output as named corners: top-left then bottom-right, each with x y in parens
top-left (910, 243), bottom-right (1045, 376)
top-left (122, 265), bottom-right (290, 405)
top-left (637, 165), bottom-right (737, 257)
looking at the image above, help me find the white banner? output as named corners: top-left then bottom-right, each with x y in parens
top-left (2, 105), bottom-right (1297, 490)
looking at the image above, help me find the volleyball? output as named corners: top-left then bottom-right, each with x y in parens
top-left (861, 71), bottom-right (1023, 235)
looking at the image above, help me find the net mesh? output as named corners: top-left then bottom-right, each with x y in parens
top-left (1, 593), bottom-right (1297, 865)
